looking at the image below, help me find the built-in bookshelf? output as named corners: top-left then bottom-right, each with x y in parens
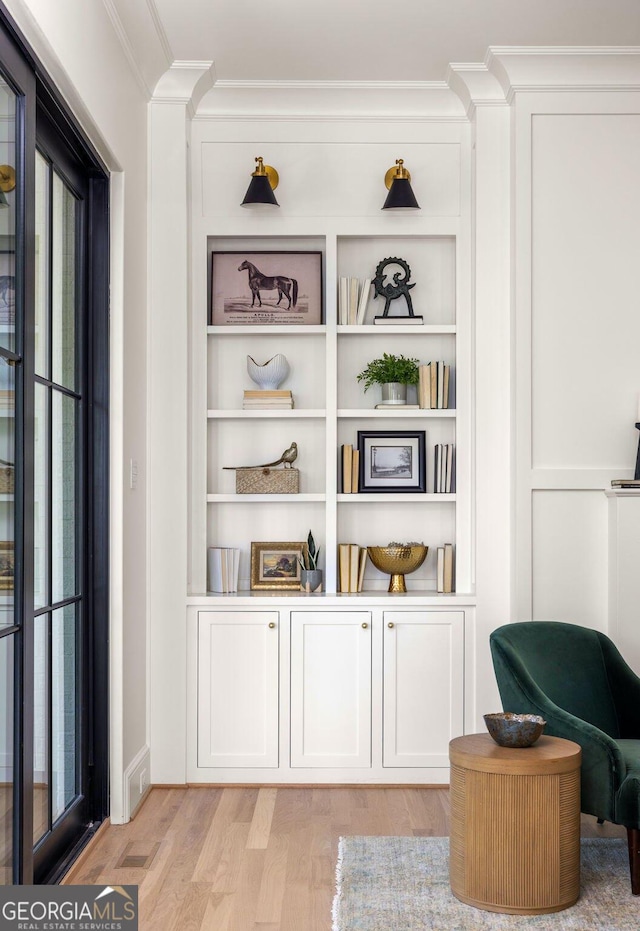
top-left (190, 228), bottom-right (471, 596)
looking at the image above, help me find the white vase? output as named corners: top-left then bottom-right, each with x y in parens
top-left (247, 353), bottom-right (290, 390)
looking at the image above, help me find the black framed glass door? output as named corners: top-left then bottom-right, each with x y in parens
top-left (0, 8), bottom-right (109, 885)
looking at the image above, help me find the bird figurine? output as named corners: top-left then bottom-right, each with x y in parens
top-left (224, 442), bottom-right (298, 470)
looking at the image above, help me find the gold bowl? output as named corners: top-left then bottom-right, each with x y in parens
top-left (367, 545), bottom-right (428, 593)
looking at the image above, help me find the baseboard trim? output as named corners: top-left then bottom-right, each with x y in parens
top-left (122, 744), bottom-right (151, 822)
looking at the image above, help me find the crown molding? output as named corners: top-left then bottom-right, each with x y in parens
top-left (447, 63), bottom-right (508, 117)
top-left (213, 79), bottom-right (449, 91)
top-left (152, 62), bottom-right (216, 117)
top-left (486, 46), bottom-right (640, 99)
top-left (145, 0), bottom-right (174, 65)
top-left (191, 112), bottom-right (468, 123)
top-left (101, 0), bottom-right (153, 99)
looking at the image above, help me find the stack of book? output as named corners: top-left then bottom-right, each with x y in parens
top-left (208, 547), bottom-right (240, 593)
top-left (418, 362), bottom-right (451, 409)
top-left (338, 277), bottom-right (372, 325)
top-left (434, 444), bottom-right (454, 493)
top-left (436, 543), bottom-right (455, 593)
top-left (340, 443), bottom-right (360, 493)
top-left (243, 389), bottom-right (293, 410)
top-left (338, 543), bottom-right (367, 593)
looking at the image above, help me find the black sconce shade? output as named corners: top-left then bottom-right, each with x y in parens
top-left (382, 159), bottom-right (420, 210)
top-left (241, 157), bottom-right (280, 208)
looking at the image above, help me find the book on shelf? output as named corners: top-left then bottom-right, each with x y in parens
top-left (208, 546), bottom-right (240, 593)
top-left (342, 443), bottom-right (353, 493)
top-left (243, 389), bottom-right (294, 409)
top-left (443, 543), bottom-right (454, 594)
top-left (418, 362), bottom-right (451, 410)
top-left (434, 443), bottom-right (455, 493)
top-left (338, 277), bottom-right (373, 325)
top-left (373, 315), bottom-right (424, 325)
top-left (338, 543), bottom-right (367, 592)
top-left (418, 365), bottom-right (431, 409)
top-left (356, 279), bottom-right (372, 325)
top-left (436, 547), bottom-right (444, 593)
top-left (351, 448), bottom-right (359, 493)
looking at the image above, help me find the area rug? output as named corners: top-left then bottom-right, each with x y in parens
top-left (332, 836), bottom-right (636, 930)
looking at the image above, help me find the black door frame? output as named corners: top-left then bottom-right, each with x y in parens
top-left (0, 4), bottom-right (110, 885)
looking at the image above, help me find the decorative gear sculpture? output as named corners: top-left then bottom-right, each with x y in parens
top-left (372, 257), bottom-right (417, 318)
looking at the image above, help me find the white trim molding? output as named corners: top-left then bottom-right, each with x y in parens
top-left (122, 745), bottom-right (151, 823)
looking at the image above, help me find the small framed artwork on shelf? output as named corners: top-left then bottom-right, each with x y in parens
top-left (357, 430), bottom-right (426, 493)
top-left (210, 251), bottom-right (323, 326)
top-left (250, 540), bottom-right (309, 591)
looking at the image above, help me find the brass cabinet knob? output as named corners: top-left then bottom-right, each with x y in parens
top-left (268, 622), bottom-right (276, 629)
top-left (361, 622), bottom-right (368, 629)
top-left (388, 622), bottom-right (394, 628)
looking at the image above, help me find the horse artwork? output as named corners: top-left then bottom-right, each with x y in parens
top-left (238, 259), bottom-right (298, 310)
top-left (210, 251), bottom-right (322, 326)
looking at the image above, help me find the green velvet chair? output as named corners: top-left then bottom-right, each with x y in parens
top-left (490, 621), bottom-right (640, 895)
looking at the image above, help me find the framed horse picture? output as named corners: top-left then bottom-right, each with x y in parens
top-left (210, 250), bottom-right (323, 326)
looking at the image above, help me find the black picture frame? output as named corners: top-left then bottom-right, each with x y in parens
top-left (357, 430), bottom-right (426, 493)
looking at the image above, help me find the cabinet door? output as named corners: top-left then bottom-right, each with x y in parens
top-left (291, 611), bottom-right (371, 768)
top-left (383, 611), bottom-right (464, 767)
top-left (197, 611), bottom-right (279, 767)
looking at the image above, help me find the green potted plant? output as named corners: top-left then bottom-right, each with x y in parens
top-left (299, 530), bottom-right (322, 593)
top-left (356, 352), bottom-right (420, 405)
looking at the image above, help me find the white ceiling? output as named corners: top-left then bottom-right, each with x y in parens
top-left (146, 0), bottom-right (640, 83)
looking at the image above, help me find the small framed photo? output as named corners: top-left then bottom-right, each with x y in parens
top-left (250, 541), bottom-right (309, 591)
top-left (0, 540), bottom-right (14, 591)
top-left (210, 251), bottom-right (323, 326)
top-left (357, 430), bottom-right (426, 493)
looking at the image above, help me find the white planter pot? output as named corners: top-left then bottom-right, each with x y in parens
top-left (380, 382), bottom-right (407, 405)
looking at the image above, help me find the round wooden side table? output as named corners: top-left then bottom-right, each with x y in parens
top-left (449, 733), bottom-right (581, 914)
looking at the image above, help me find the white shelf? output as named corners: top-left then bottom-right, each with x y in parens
top-left (338, 324), bottom-right (456, 335)
top-left (338, 493), bottom-right (456, 503)
top-left (338, 408), bottom-right (455, 418)
top-left (208, 409), bottom-right (326, 419)
top-left (208, 325), bottom-right (326, 336)
top-left (207, 493), bottom-right (326, 503)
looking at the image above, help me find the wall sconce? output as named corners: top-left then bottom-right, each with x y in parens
top-left (240, 157), bottom-right (279, 208)
top-left (0, 165), bottom-right (15, 209)
top-left (382, 159), bottom-right (420, 210)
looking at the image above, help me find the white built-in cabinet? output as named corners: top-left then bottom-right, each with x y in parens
top-left (290, 611), bottom-right (372, 768)
top-left (197, 610), bottom-right (279, 768)
top-left (187, 153), bottom-right (474, 784)
top-left (190, 604), bottom-right (470, 783)
top-left (383, 611), bottom-right (464, 767)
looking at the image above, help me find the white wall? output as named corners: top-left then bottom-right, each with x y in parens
top-left (506, 76), bottom-right (640, 630)
top-left (3, 0), bottom-right (151, 820)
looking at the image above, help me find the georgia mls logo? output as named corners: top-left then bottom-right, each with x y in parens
top-left (0, 884), bottom-right (138, 930)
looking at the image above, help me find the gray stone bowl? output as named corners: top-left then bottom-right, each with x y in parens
top-left (483, 712), bottom-right (546, 748)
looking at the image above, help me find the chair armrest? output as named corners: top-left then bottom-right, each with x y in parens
top-left (599, 633), bottom-right (640, 736)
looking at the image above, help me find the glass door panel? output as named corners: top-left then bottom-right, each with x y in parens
top-left (51, 391), bottom-right (76, 604)
top-left (32, 614), bottom-right (48, 844)
top-left (51, 604), bottom-right (76, 822)
top-left (0, 634), bottom-right (13, 883)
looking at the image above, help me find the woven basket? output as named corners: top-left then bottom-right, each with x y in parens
top-left (0, 466), bottom-right (14, 494)
top-left (235, 467), bottom-right (299, 495)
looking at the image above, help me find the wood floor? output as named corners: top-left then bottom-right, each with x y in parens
top-left (62, 786), bottom-right (626, 931)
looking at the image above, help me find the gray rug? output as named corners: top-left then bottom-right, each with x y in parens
top-left (333, 836), bottom-right (636, 930)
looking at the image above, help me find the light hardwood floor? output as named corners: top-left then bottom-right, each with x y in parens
top-left (62, 786), bottom-right (625, 931)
